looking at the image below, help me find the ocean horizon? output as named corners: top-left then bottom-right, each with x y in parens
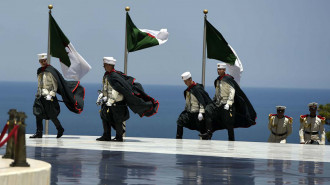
top-left (0, 81), bottom-right (329, 144)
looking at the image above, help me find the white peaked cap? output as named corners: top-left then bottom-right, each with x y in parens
top-left (181, 72), bottom-right (192, 80)
top-left (38, 53), bottom-right (47, 60)
top-left (276, 106), bottom-right (286, 110)
top-left (308, 102), bottom-right (318, 107)
top-left (103, 57), bottom-right (116, 65)
top-left (217, 63), bottom-right (226, 69)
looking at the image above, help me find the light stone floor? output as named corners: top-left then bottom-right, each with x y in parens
top-left (1, 135), bottom-right (330, 184)
top-left (26, 135), bottom-right (330, 163)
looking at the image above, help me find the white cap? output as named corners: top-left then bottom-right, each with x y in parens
top-left (38, 53), bottom-right (47, 60)
top-left (181, 72), bottom-right (191, 80)
top-left (103, 57), bottom-right (116, 65)
top-left (308, 102), bottom-right (318, 107)
top-left (276, 106), bottom-right (286, 110)
top-left (217, 63), bottom-right (226, 69)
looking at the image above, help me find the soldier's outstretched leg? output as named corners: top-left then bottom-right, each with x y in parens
top-left (30, 117), bottom-right (43, 138)
top-left (52, 118), bottom-right (64, 138)
top-left (96, 120), bottom-right (111, 141)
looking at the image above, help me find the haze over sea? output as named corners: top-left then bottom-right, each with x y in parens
top-left (0, 82), bottom-right (329, 144)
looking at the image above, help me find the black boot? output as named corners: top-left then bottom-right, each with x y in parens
top-left (97, 120), bottom-right (111, 141)
top-left (57, 127), bottom-right (65, 138)
top-left (30, 130), bottom-right (43, 138)
top-left (112, 135), bottom-right (123, 142)
top-left (96, 134), bottom-right (111, 141)
top-left (112, 122), bottom-right (124, 142)
top-left (176, 125), bottom-right (183, 139)
top-left (199, 130), bottom-right (213, 140)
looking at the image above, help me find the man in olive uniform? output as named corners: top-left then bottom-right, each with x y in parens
top-left (268, 106), bottom-right (293, 143)
top-left (30, 53), bottom-right (64, 138)
top-left (176, 72), bottom-right (212, 139)
top-left (96, 57), bottom-right (129, 142)
top-left (200, 63), bottom-right (256, 141)
top-left (299, 102), bottom-right (326, 145)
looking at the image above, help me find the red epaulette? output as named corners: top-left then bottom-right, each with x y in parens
top-left (300, 114), bottom-right (308, 118)
top-left (300, 114), bottom-right (308, 123)
top-left (285, 115), bottom-right (292, 119)
top-left (269, 114), bottom-right (276, 120)
top-left (317, 115), bottom-right (326, 120)
top-left (285, 115), bottom-right (293, 124)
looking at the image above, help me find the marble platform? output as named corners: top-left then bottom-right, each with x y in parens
top-left (0, 156), bottom-right (51, 185)
top-left (1, 135), bottom-right (330, 184)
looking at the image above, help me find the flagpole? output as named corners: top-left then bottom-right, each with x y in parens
top-left (124, 6), bottom-right (130, 74)
top-left (201, 9), bottom-right (208, 87)
top-left (123, 6), bottom-right (130, 137)
top-left (45, 4), bottom-right (53, 135)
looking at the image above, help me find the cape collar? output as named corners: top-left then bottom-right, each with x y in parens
top-left (187, 81), bottom-right (197, 91)
top-left (104, 69), bottom-right (116, 76)
top-left (41, 64), bottom-right (50, 72)
top-left (217, 74), bottom-right (231, 81)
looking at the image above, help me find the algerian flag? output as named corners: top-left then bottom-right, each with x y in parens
top-left (49, 14), bottom-right (91, 81)
top-left (205, 19), bottom-right (243, 85)
top-left (227, 45), bottom-right (243, 85)
top-left (126, 13), bottom-right (169, 52)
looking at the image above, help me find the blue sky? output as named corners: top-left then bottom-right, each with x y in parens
top-left (1, 0), bottom-right (330, 89)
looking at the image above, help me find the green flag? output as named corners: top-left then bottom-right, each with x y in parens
top-left (49, 14), bottom-right (70, 67)
top-left (126, 13), bottom-right (168, 52)
top-left (205, 19), bottom-right (236, 65)
top-left (49, 14), bottom-right (91, 80)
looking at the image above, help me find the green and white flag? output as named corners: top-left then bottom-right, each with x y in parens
top-left (49, 14), bottom-right (91, 81)
top-left (205, 19), bottom-right (243, 85)
top-left (126, 13), bottom-right (169, 52)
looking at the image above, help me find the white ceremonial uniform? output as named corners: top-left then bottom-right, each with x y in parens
top-left (37, 71), bottom-right (58, 97)
top-left (299, 115), bottom-right (326, 145)
top-left (102, 76), bottom-right (124, 105)
top-left (185, 91), bottom-right (204, 114)
top-left (268, 114), bottom-right (293, 143)
top-left (214, 80), bottom-right (235, 107)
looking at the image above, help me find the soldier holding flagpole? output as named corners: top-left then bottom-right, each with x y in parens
top-left (199, 10), bottom-right (256, 141)
top-left (31, 5), bottom-right (90, 138)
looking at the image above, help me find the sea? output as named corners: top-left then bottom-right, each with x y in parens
top-left (0, 81), bottom-right (329, 144)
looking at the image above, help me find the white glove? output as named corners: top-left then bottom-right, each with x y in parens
top-left (96, 93), bottom-right (104, 105)
top-left (49, 91), bottom-right (56, 97)
top-left (106, 101), bottom-right (112, 107)
top-left (224, 104), bottom-right (229, 110)
top-left (198, 113), bottom-right (203, 121)
top-left (46, 94), bottom-right (52, 101)
top-left (41, 89), bottom-right (49, 96)
top-left (102, 96), bottom-right (108, 102)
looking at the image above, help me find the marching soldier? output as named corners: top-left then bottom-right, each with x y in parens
top-left (31, 53), bottom-right (85, 139)
top-left (299, 102), bottom-right (326, 145)
top-left (96, 57), bottom-right (129, 142)
top-left (200, 63), bottom-right (256, 141)
top-left (96, 56), bottom-right (159, 142)
top-left (31, 53), bottom-right (64, 138)
top-left (176, 72), bottom-right (212, 139)
top-left (268, 106), bottom-right (293, 143)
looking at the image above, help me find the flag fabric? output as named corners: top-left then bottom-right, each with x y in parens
top-left (205, 19), bottom-right (243, 85)
top-left (226, 45), bottom-right (243, 85)
top-left (205, 19), bottom-right (236, 65)
top-left (49, 14), bottom-right (91, 81)
top-left (126, 13), bottom-right (169, 52)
